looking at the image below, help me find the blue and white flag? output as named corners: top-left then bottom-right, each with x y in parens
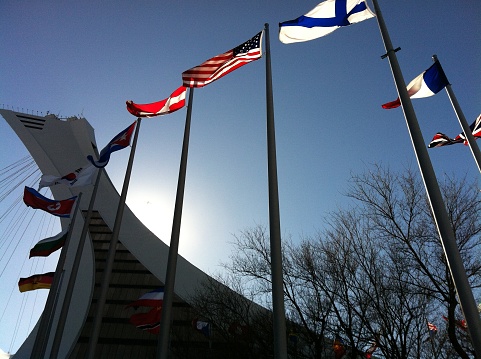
top-left (279, 0), bottom-right (375, 44)
top-left (87, 121), bottom-right (137, 168)
top-left (382, 61), bottom-right (449, 109)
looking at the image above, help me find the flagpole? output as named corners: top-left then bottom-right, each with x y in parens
top-left (433, 55), bottom-right (481, 174)
top-left (86, 118), bottom-right (142, 359)
top-left (50, 168), bottom-right (102, 359)
top-left (31, 192), bottom-right (83, 359)
top-left (264, 23), bottom-right (288, 359)
top-left (157, 88), bottom-right (194, 359)
top-left (371, 0), bottom-right (481, 354)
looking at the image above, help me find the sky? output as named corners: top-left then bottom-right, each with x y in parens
top-left (0, 0), bottom-right (480, 354)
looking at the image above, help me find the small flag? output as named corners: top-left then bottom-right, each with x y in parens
top-left (428, 132), bottom-right (462, 148)
top-left (182, 31), bottom-right (263, 88)
top-left (29, 229), bottom-right (69, 258)
top-left (192, 318), bottom-right (211, 337)
top-left (279, 0), bottom-right (375, 44)
top-left (126, 288), bottom-right (164, 308)
top-left (18, 272), bottom-right (54, 292)
top-left (129, 306), bottom-right (162, 334)
top-left (365, 336), bottom-right (379, 358)
top-left (382, 61), bottom-right (449, 109)
top-left (38, 165), bottom-right (96, 190)
top-left (87, 121), bottom-right (137, 168)
top-left (428, 114), bottom-right (481, 148)
top-left (126, 86), bottom-right (187, 118)
top-left (23, 187), bottom-right (77, 218)
top-left (427, 322), bottom-right (438, 332)
top-left (332, 335), bottom-right (346, 359)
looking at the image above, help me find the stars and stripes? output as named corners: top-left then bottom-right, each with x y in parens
top-left (182, 31), bottom-right (263, 88)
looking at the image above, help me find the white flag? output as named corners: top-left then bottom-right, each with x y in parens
top-left (39, 165), bottom-right (96, 190)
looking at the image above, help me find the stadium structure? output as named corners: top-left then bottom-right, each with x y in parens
top-left (0, 109), bottom-right (238, 359)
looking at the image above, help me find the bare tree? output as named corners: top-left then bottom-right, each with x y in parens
top-left (190, 164), bottom-right (481, 358)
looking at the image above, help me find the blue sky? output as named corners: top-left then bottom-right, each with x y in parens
top-left (0, 0), bottom-right (480, 354)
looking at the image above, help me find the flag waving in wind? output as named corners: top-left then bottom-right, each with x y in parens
top-left (129, 306), bottom-right (162, 334)
top-left (182, 31), bottom-right (263, 88)
top-left (279, 0), bottom-right (375, 44)
top-left (428, 114), bottom-right (481, 148)
top-left (30, 229), bottom-right (69, 257)
top-left (18, 272), bottom-right (54, 292)
top-left (23, 187), bottom-right (77, 218)
top-left (126, 86), bottom-right (186, 117)
top-left (87, 121), bottom-right (137, 168)
top-left (38, 165), bottom-right (96, 190)
top-left (126, 288), bottom-right (164, 308)
top-left (382, 61), bottom-right (449, 109)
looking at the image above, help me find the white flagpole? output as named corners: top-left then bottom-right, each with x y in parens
top-left (86, 118), bottom-right (142, 359)
top-left (264, 23), bottom-right (288, 359)
top-left (50, 168), bottom-right (102, 359)
top-left (371, 0), bottom-right (481, 354)
top-left (157, 88), bottom-right (194, 359)
top-left (433, 55), bottom-right (481, 174)
top-left (31, 193), bottom-right (83, 359)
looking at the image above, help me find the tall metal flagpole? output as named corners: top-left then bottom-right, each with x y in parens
top-left (264, 23), bottom-right (288, 359)
top-left (158, 88), bottom-right (194, 359)
top-left (31, 192), bottom-right (83, 359)
top-left (50, 168), bottom-right (102, 359)
top-left (371, 0), bottom-right (481, 354)
top-left (433, 55), bottom-right (481, 174)
top-left (86, 118), bottom-right (142, 359)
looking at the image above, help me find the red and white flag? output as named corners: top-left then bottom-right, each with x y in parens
top-left (126, 86), bottom-right (186, 118)
top-left (23, 186), bottom-right (77, 218)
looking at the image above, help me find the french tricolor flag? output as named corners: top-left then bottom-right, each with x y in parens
top-left (382, 61), bottom-right (449, 109)
top-left (126, 288), bottom-right (164, 308)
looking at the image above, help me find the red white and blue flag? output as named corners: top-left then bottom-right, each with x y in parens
top-left (382, 61), bottom-right (449, 109)
top-left (23, 186), bottom-right (77, 218)
top-left (87, 121), bottom-right (137, 168)
top-left (279, 0), bottom-right (375, 44)
top-left (129, 306), bottom-right (162, 334)
top-left (182, 31), bottom-right (263, 88)
top-left (126, 86), bottom-right (186, 118)
top-left (428, 114), bottom-right (481, 148)
top-left (126, 288), bottom-right (164, 308)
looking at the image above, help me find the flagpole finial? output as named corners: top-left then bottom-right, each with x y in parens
top-left (432, 54), bottom-right (439, 62)
top-left (264, 23), bottom-right (269, 30)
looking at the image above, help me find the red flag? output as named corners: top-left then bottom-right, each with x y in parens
top-left (23, 187), bottom-right (76, 218)
top-left (129, 306), bottom-right (162, 334)
top-left (126, 86), bottom-right (186, 117)
top-left (182, 31), bottom-right (262, 88)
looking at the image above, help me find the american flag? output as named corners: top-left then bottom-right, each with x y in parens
top-left (427, 322), bottom-right (438, 332)
top-left (182, 31), bottom-right (263, 88)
